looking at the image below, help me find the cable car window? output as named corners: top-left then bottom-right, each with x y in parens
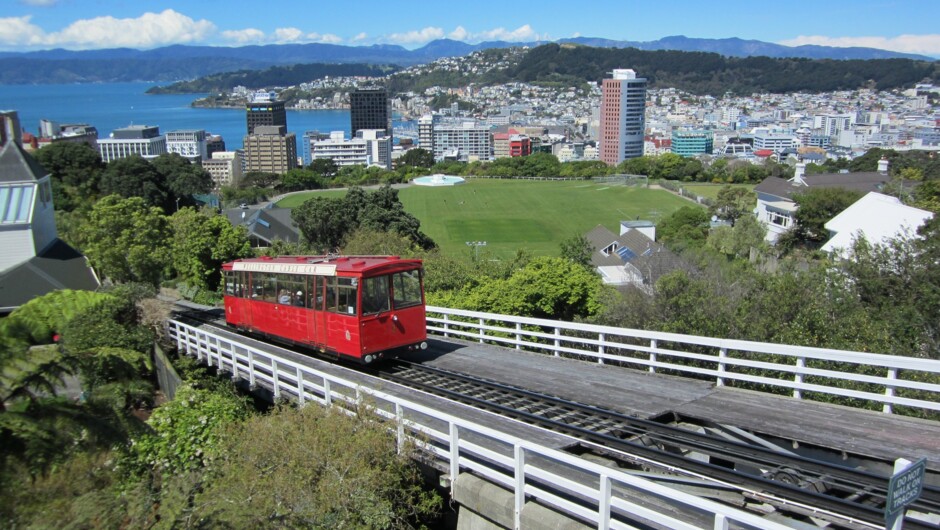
top-left (362, 275), bottom-right (390, 315)
top-left (326, 277), bottom-right (357, 315)
top-left (224, 271), bottom-right (236, 296)
top-left (391, 269), bottom-right (422, 309)
top-left (325, 277), bottom-right (338, 312)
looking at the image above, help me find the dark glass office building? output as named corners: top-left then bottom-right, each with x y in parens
top-left (246, 100), bottom-right (287, 135)
top-left (350, 87), bottom-right (392, 140)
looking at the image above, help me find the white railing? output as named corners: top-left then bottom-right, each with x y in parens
top-left (426, 306), bottom-right (940, 416)
top-left (167, 318), bottom-right (795, 530)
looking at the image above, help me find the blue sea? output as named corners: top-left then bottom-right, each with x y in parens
top-left (0, 82), bottom-right (404, 150)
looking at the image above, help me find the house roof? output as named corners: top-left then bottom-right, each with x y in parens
top-left (224, 206), bottom-right (300, 244)
top-left (584, 224), bottom-right (685, 285)
top-left (0, 141), bottom-right (48, 183)
top-left (821, 192), bottom-right (934, 256)
top-left (0, 239), bottom-right (100, 313)
top-left (754, 171), bottom-right (890, 201)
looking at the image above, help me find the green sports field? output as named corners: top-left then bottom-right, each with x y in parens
top-left (277, 180), bottom-right (697, 259)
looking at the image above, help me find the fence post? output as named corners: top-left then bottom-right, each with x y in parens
top-left (598, 333), bottom-right (605, 365)
top-left (554, 328), bottom-right (561, 357)
top-left (296, 366), bottom-right (305, 405)
top-left (247, 349), bottom-right (256, 388)
top-left (271, 361), bottom-right (280, 399)
top-left (598, 474), bottom-right (611, 530)
top-left (324, 378), bottom-right (332, 406)
top-left (794, 357), bottom-right (805, 399)
top-left (516, 322), bottom-right (522, 350)
top-left (478, 318), bottom-right (486, 344)
top-left (443, 313), bottom-right (450, 339)
top-left (884, 368), bottom-right (897, 414)
top-left (514, 444), bottom-right (525, 530)
top-left (650, 339), bottom-right (658, 374)
top-left (717, 348), bottom-right (727, 387)
top-left (396, 404), bottom-right (404, 454)
top-left (714, 514), bottom-right (729, 530)
top-left (449, 423), bottom-right (459, 488)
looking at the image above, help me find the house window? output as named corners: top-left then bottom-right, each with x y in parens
top-left (0, 184), bottom-right (34, 224)
top-left (767, 210), bottom-right (791, 228)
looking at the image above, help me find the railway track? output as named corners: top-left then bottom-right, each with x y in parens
top-left (172, 312), bottom-right (939, 529)
top-left (372, 360), bottom-right (940, 530)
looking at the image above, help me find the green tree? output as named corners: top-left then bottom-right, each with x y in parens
top-left (397, 148), bottom-right (434, 169)
top-left (308, 158), bottom-right (338, 178)
top-left (521, 152), bottom-right (561, 177)
top-left (31, 142), bottom-right (104, 212)
top-left (657, 206), bottom-right (709, 248)
top-left (789, 187), bottom-right (862, 245)
top-left (559, 234), bottom-right (594, 268)
top-left (706, 214), bottom-right (767, 260)
top-left (710, 186), bottom-right (755, 225)
top-left (99, 156), bottom-right (168, 210)
top-left (292, 195), bottom-right (354, 252)
top-left (463, 256), bottom-right (604, 320)
top-left (79, 195), bottom-right (171, 287)
top-left (150, 153), bottom-right (213, 206)
top-left (169, 208), bottom-right (253, 291)
top-left (195, 405), bottom-right (440, 529)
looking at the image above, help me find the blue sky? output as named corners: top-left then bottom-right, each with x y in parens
top-left (3, 0), bottom-right (940, 56)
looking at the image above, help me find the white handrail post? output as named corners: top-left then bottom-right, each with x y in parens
top-left (449, 423), bottom-right (459, 488)
top-left (554, 328), bottom-right (561, 357)
top-left (478, 318), bottom-right (485, 344)
top-left (714, 513), bottom-right (729, 530)
top-left (884, 368), bottom-right (897, 414)
top-left (717, 348), bottom-right (727, 387)
top-left (598, 474), bottom-right (611, 530)
top-left (514, 444), bottom-right (525, 530)
top-left (396, 403), bottom-right (404, 454)
top-left (598, 333), bottom-right (605, 365)
top-left (271, 361), bottom-right (280, 399)
top-left (324, 378), bottom-right (332, 406)
top-left (296, 366), bottom-right (305, 405)
top-left (443, 313), bottom-right (450, 338)
top-left (515, 322), bottom-right (522, 350)
top-left (794, 357), bottom-right (805, 399)
top-left (649, 339), bottom-right (658, 374)
top-left (247, 349), bottom-right (256, 387)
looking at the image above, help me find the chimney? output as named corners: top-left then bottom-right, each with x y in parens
top-left (878, 157), bottom-right (889, 175)
top-left (789, 162), bottom-right (807, 186)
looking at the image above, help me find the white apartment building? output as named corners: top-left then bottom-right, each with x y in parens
top-left (752, 129), bottom-right (796, 153)
top-left (98, 125), bottom-right (166, 163)
top-left (431, 120), bottom-right (492, 162)
top-left (813, 113), bottom-right (856, 137)
top-left (312, 130), bottom-right (392, 169)
top-left (165, 129), bottom-right (207, 162)
top-left (202, 151), bottom-right (244, 189)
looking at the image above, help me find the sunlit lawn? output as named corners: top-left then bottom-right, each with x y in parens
top-left (277, 180), bottom-right (697, 259)
top-left (681, 183), bottom-right (755, 200)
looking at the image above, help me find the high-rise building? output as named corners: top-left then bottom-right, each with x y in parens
top-left (246, 100), bottom-right (286, 135)
top-left (599, 69), bottom-right (647, 165)
top-left (165, 129), bottom-right (207, 162)
top-left (243, 125), bottom-right (297, 175)
top-left (418, 114), bottom-right (440, 152)
top-left (203, 151), bottom-right (244, 189)
top-left (311, 130), bottom-right (392, 169)
top-left (671, 129), bottom-right (714, 157)
top-left (350, 87), bottom-right (391, 140)
top-left (98, 125), bottom-right (166, 163)
top-left (431, 120), bottom-right (492, 162)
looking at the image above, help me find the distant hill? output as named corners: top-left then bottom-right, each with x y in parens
top-left (0, 35), bottom-right (933, 85)
top-left (558, 35), bottom-right (934, 61)
top-left (147, 63), bottom-right (400, 94)
top-left (507, 44), bottom-right (940, 94)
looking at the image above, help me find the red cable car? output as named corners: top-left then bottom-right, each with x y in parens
top-left (222, 255), bottom-right (428, 363)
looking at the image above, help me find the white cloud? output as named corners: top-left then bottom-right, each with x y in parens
top-left (386, 26), bottom-right (445, 45)
top-left (779, 34), bottom-right (940, 56)
top-left (0, 9), bottom-right (216, 50)
top-left (476, 24), bottom-right (537, 42)
top-left (0, 16), bottom-right (46, 47)
top-left (352, 32), bottom-right (368, 42)
top-left (571, 32), bottom-right (581, 39)
top-left (221, 28), bottom-right (265, 44)
top-left (273, 27), bottom-right (304, 43)
top-left (317, 33), bottom-right (342, 44)
top-left (448, 26), bottom-right (468, 41)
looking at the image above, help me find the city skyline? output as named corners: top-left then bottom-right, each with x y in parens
top-left (3, 0), bottom-right (940, 56)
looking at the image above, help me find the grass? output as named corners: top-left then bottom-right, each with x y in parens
top-left (277, 180), bottom-right (697, 259)
top-left (681, 183), bottom-right (755, 200)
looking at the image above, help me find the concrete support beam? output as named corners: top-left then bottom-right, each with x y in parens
top-left (453, 473), bottom-right (591, 530)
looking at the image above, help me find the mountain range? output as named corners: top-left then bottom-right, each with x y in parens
top-left (0, 35), bottom-right (933, 85)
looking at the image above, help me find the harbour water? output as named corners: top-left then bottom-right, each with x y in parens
top-left (0, 82), bottom-right (403, 150)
